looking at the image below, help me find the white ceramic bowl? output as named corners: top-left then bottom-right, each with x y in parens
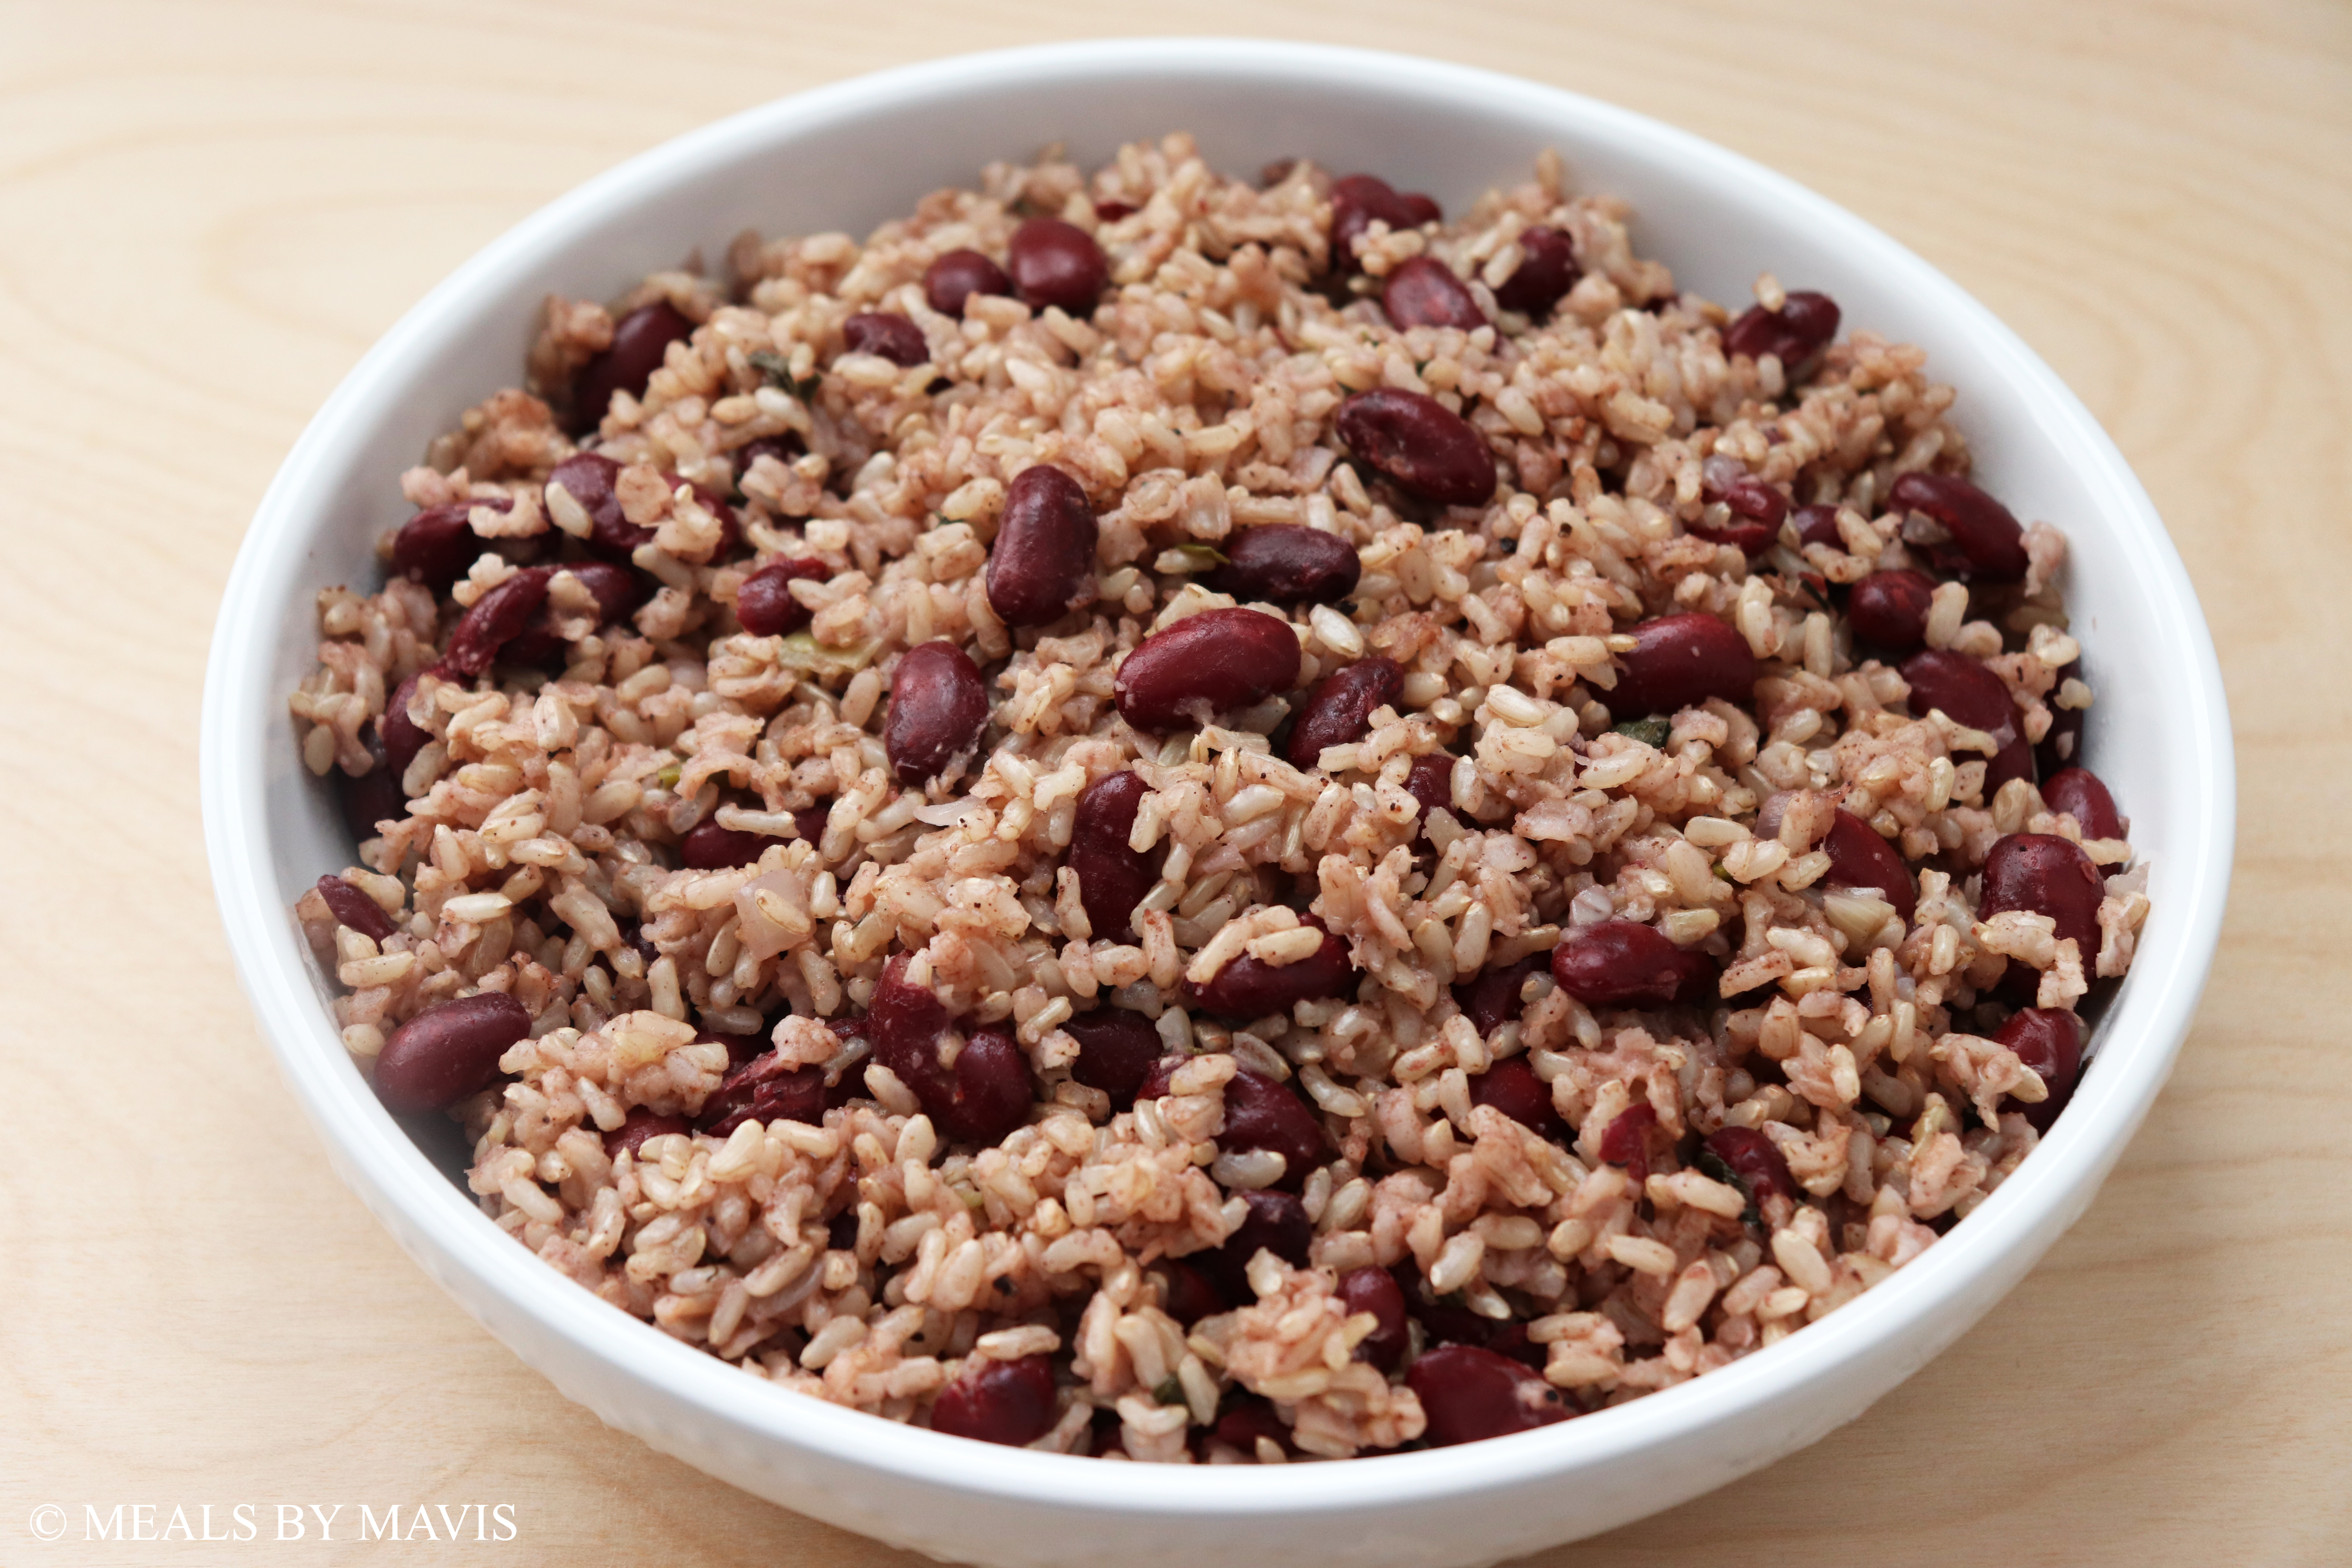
top-left (200, 39), bottom-right (2234, 1568)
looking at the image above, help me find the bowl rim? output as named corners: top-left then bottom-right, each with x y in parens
top-left (199, 36), bottom-right (2234, 1519)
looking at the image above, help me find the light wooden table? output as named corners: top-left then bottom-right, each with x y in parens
top-left (4, 1), bottom-right (2347, 1563)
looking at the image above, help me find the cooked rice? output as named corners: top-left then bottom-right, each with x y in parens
top-left (289, 132), bottom-right (2148, 1459)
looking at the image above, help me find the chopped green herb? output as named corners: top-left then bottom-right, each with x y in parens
top-left (1695, 1147), bottom-right (1762, 1229)
top-left (653, 762), bottom-right (683, 789)
top-left (1158, 543), bottom-right (1228, 573)
top-left (1613, 717), bottom-right (1671, 748)
top-left (747, 350), bottom-right (793, 390)
top-left (1152, 1376), bottom-right (1184, 1406)
top-left (774, 632), bottom-right (878, 681)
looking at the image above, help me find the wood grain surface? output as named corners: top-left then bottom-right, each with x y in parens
top-left (3, 1), bottom-right (2347, 1563)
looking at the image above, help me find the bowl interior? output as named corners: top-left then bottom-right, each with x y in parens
top-left (203, 38), bottom-right (2232, 1550)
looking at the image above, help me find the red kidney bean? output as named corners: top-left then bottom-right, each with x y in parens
top-left (1791, 503), bottom-right (1844, 550)
top-left (1609, 612), bottom-right (1757, 719)
top-left (1469, 1056), bottom-right (1564, 1140)
top-left (886, 641), bottom-right (989, 786)
top-left (1981, 833), bottom-right (2103, 961)
top-left (495, 619), bottom-right (567, 671)
top-left (1328, 174), bottom-right (1441, 274)
top-left (1210, 1397), bottom-right (1294, 1457)
top-left (1849, 569), bottom-right (1938, 652)
top-left (1704, 459), bottom-right (1788, 520)
top-left (1063, 1008), bottom-right (1163, 1108)
top-left (567, 560), bottom-right (651, 624)
top-left (1453, 953), bottom-right (1546, 1036)
top-left (1160, 1259), bottom-right (1227, 1326)
top-left (546, 452), bottom-right (628, 555)
top-left (442, 566), bottom-right (554, 678)
top-left (1220, 1067), bottom-right (1328, 1181)
top-left (1900, 648), bottom-right (2013, 734)
top-left (1285, 655), bottom-right (1403, 769)
top-left (733, 431), bottom-right (805, 481)
top-left (1493, 226), bottom-right (1579, 316)
top-left (1598, 1101), bottom-right (1659, 1183)
top-left (2037, 659), bottom-right (2085, 775)
top-left (1890, 472), bottom-right (2028, 583)
top-left (931, 1024), bottom-right (1034, 1145)
top-left (389, 502), bottom-right (474, 591)
top-left (392, 497), bottom-right (509, 591)
top-left (1141, 1061), bottom-right (1327, 1185)
top-left (1823, 809), bottom-right (1917, 924)
top-left (374, 991), bottom-right (532, 1113)
top-left (1202, 1189), bottom-right (1313, 1299)
top-left (1474, 1321), bottom-right (1548, 1372)
top-left (1113, 606), bottom-right (1301, 734)
top-left (317, 874), bottom-right (396, 942)
top-left (736, 556), bottom-right (829, 637)
top-left (550, 460), bottom-right (739, 563)
top-left (842, 311), bottom-right (928, 367)
top-left (1900, 648), bottom-right (2033, 793)
top-left (987, 464), bottom-right (1100, 627)
top-left (1552, 920), bottom-right (1715, 1007)
top-left (793, 806), bottom-right (828, 846)
top-left (1200, 524), bottom-right (1362, 606)
top-left (1334, 388), bottom-right (1497, 509)
top-left (1394, 1271), bottom-right (1544, 1368)
top-left (866, 959), bottom-right (946, 1081)
top-left (681, 815), bottom-right (765, 870)
top-left (1092, 198), bottom-right (1136, 222)
top-left (930, 1353), bottom-right (1058, 1446)
top-left (1183, 917), bottom-right (1354, 1020)
top-left (683, 477), bottom-right (743, 559)
top-left (924, 249), bottom-right (1013, 318)
top-left (1336, 1265), bottom-right (1410, 1372)
top-left (1007, 218), bottom-right (1109, 314)
top-left (1689, 472), bottom-right (1786, 556)
top-left (696, 1049), bottom-right (826, 1137)
top-left (1408, 1343), bottom-right (1573, 1447)
top-left (336, 757), bottom-right (405, 844)
top-left (502, 561), bottom-right (651, 664)
top-left (1382, 256), bottom-right (1486, 331)
top-left (572, 300), bottom-right (695, 434)
top-left (1408, 753), bottom-right (1456, 823)
top-left (1702, 1125), bottom-right (1797, 1207)
top-left (603, 1107), bottom-right (690, 1160)
top-left (1132, 1056), bottom-right (1186, 1100)
top-left (1996, 1007), bottom-right (2085, 1133)
top-left (2042, 766), bottom-right (2123, 841)
top-left (866, 956), bottom-right (1033, 1145)
top-left (1722, 290), bottom-right (1840, 367)
top-left (703, 1024), bottom-right (767, 1070)
top-left (1069, 770), bottom-right (1158, 944)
